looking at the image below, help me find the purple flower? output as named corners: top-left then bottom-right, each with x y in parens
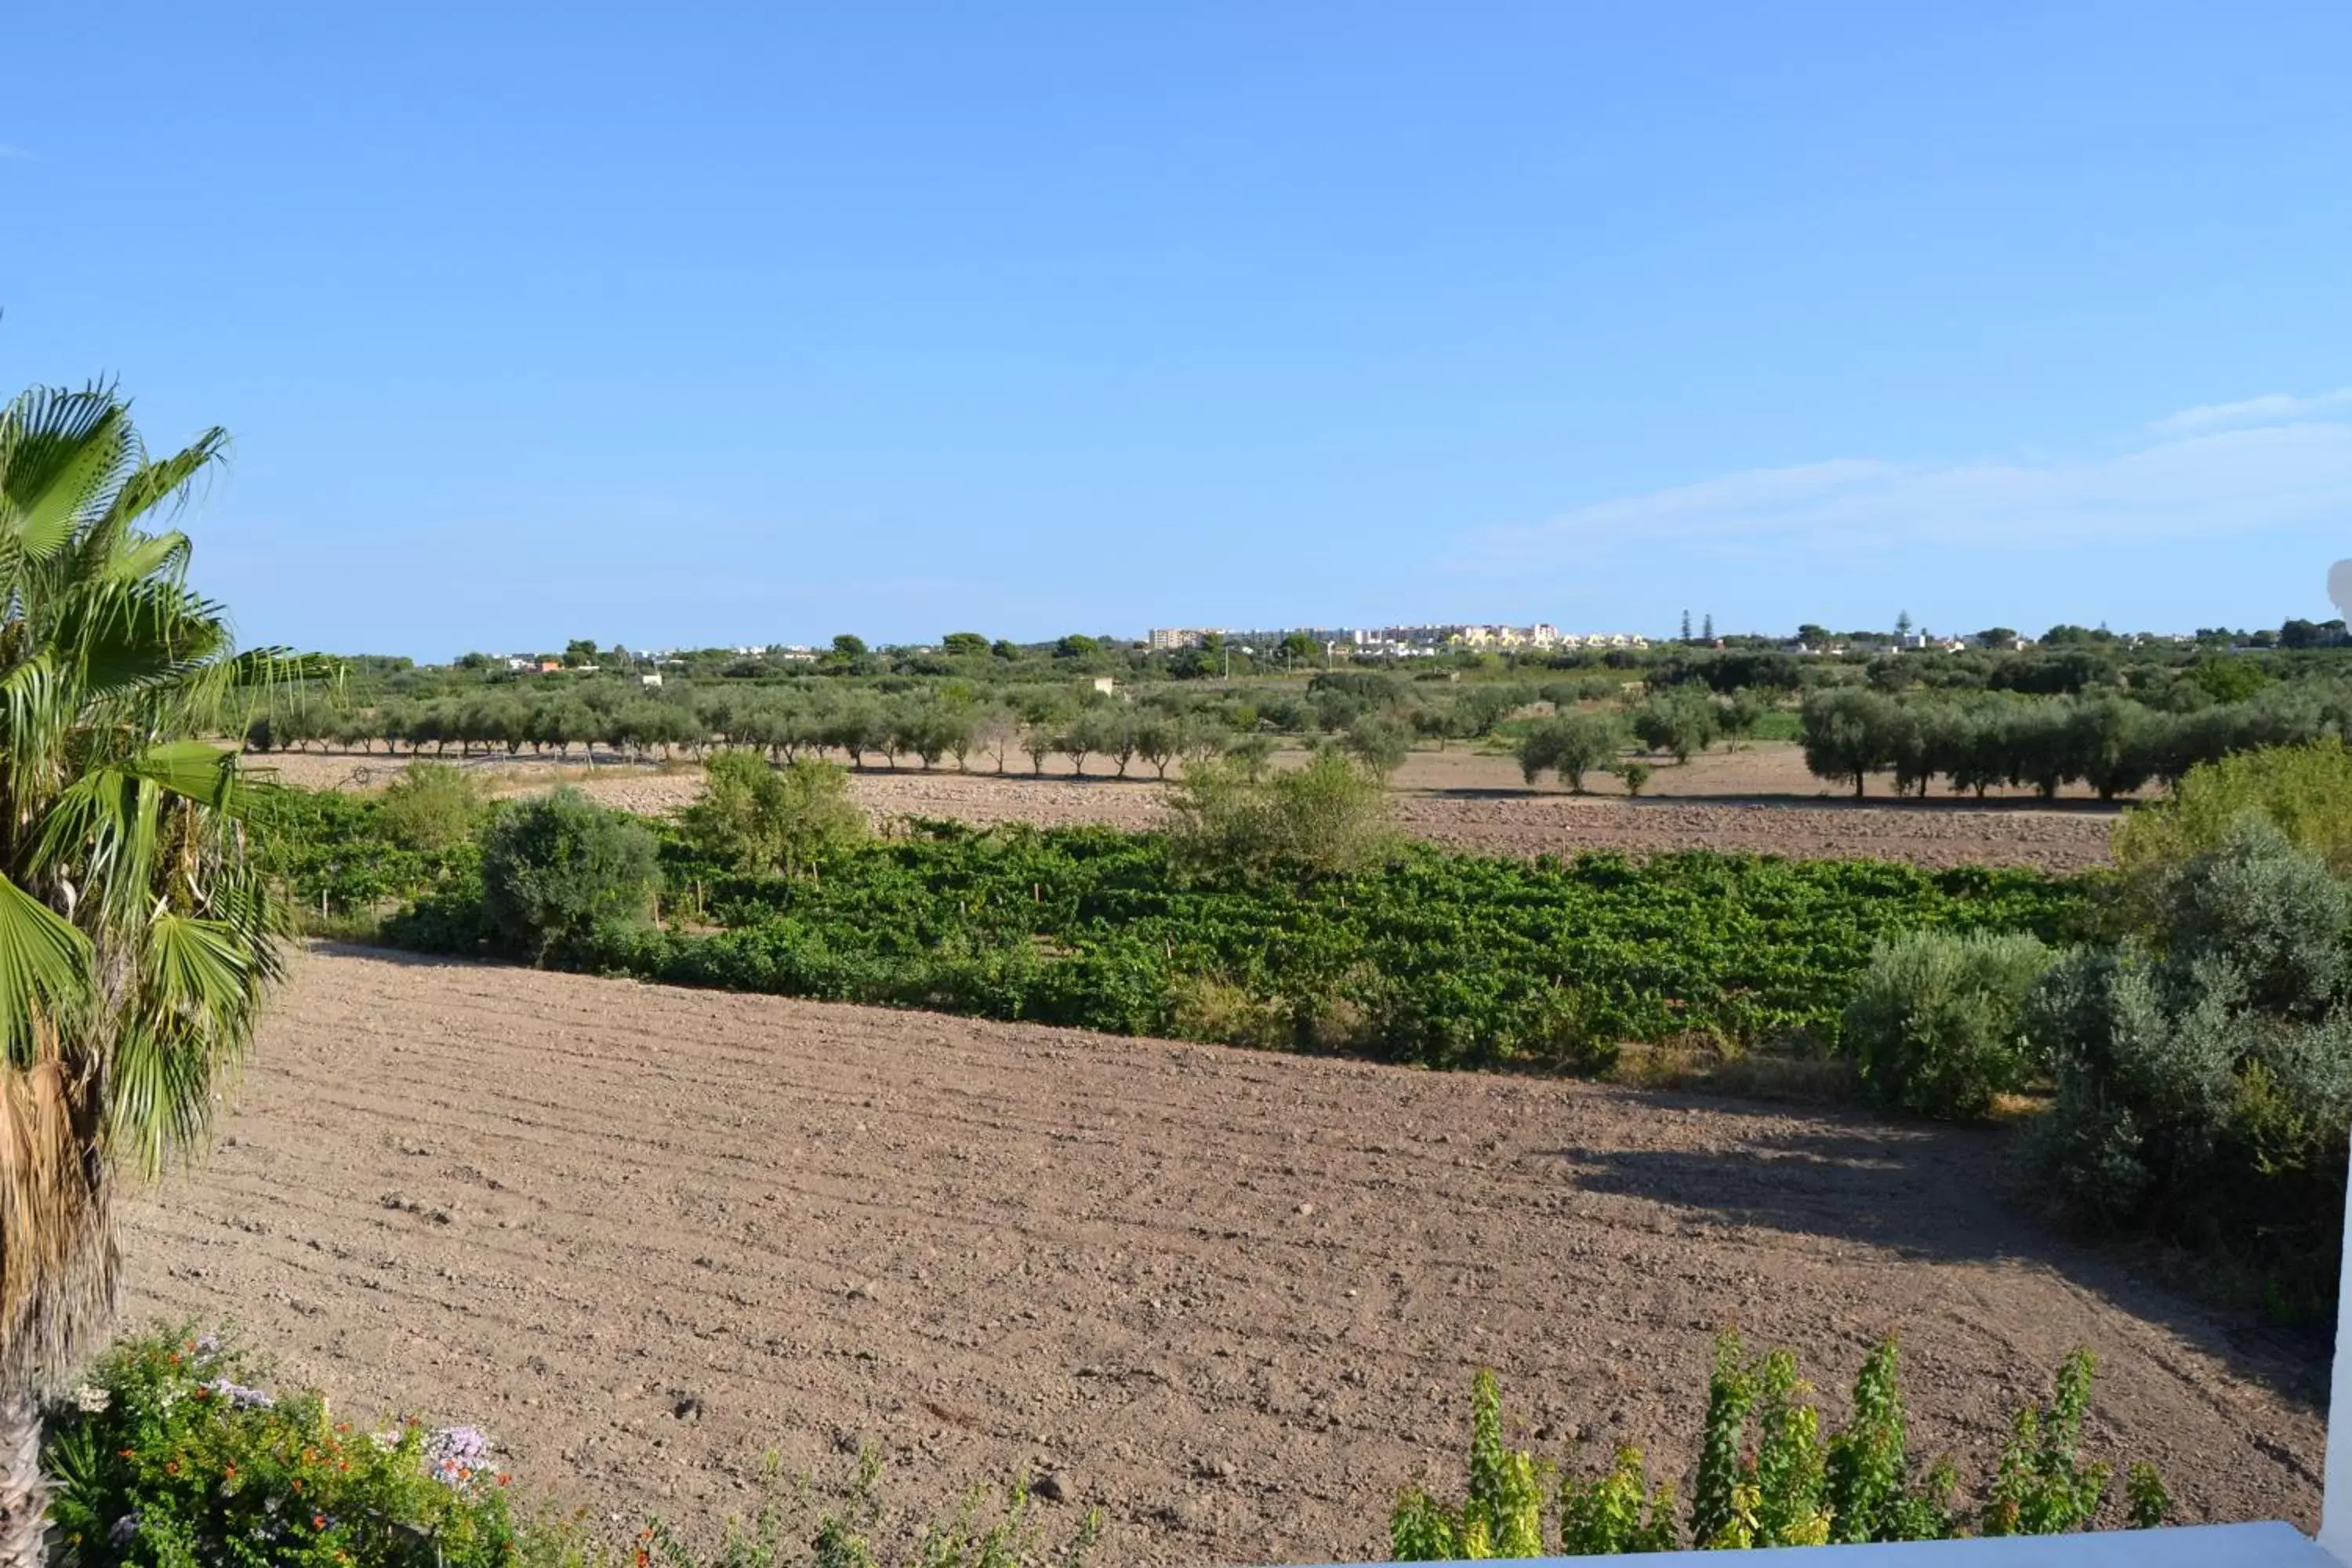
top-left (201, 1377), bottom-right (275, 1410)
top-left (423, 1425), bottom-right (494, 1486)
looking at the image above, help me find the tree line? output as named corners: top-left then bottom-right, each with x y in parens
top-left (1796, 684), bottom-right (2352, 799)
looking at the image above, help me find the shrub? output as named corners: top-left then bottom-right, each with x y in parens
top-left (1632, 691), bottom-right (1718, 764)
top-left (1164, 752), bottom-right (1392, 884)
top-left (376, 760), bottom-right (491, 851)
top-left (479, 789), bottom-right (660, 960)
top-left (2113, 738), bottom-right (2352, 914)
top-left (44, 1327), bottom-right (537, 1567)
top-left (1516, 713), bottom-right (1621, 793)
top-left (2029, 815), bottom-right (2352, 1316)
top-left (1840, 931), bottom-right (2056, 1118)
top-left (49, 1327), bottom-right (1105, 1568)
top-left (1225, 731), bottom-right (1276, 780)
top-left (1615, 760), bottom-right (1652, 797)
top-left (1341, 713), bottom-right (1413, 779)
top-left (684, 753), bottom-right (869, 880)
top-left (1393, 1334), bottom-right (2157, 1558)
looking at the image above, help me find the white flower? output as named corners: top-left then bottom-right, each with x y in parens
top-left (72, 1384), bottom-right (110, 1414)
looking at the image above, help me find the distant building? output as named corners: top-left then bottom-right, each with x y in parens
top-left (641, 673), bottom-right (663, 688)
top-left (1148, 627), bottom-right (1213, 651)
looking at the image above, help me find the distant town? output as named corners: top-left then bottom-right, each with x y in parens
top-left (455, 612), bottom-right (2350, 677)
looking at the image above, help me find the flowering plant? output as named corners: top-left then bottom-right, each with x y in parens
top-left (44, 1326), bottom-right (539, 1567)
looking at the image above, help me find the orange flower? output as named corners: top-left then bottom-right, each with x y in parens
top-left (314, 1514), bottom-right (327, 1530)
top-left (496, 1473), bottom-right (511, 1487)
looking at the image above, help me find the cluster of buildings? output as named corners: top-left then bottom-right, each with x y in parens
top-left (1146, 624), bottom-right (1650, 658)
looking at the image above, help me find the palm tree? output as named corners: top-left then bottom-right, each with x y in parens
top-left (0, 383), bottom-right (289, 1560)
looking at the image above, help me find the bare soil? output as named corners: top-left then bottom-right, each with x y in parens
top-left (122, 949), bottom-right (2320, 1566)
top-left (254, 747), bottom-right (2119, 873)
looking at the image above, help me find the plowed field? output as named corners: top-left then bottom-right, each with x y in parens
top-left (120, 949), bottom-right (2319, 1566)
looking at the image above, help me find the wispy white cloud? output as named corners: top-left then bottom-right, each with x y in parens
top-left (0, 144), bottom-right (32, 162)
top-left (1487, 397), bottom-right (2352, 563)
top-left (2148, 387), bottom-right (2352, 434)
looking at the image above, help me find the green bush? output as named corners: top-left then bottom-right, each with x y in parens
top-left (683, 753), bottom-right (869, 880)
top-left (376, 761), bottom-right (491, 851)
top-left (2113, 738), bottom-right (2352, 915)
top-left (44, 1327), bottom-right (543, 1567)
top-left (479, 789), bottom-right (660, 960)
top-left (1515, 713), bottom-right (1621, 792)
top-left (1392, 1334), bottom-right (2162, 1559)
top-left (1341, 714), bottom-right (1414, 779)
top-left (2029, 815), bottom-right (2352, 1316)
top-left (1632, 691), bottom-right (1719, 764)
top-left (1164, 751), bottom-right (1392, 884)
top-left (46, 1327), bottom-right (1102, 1568)
top-left (1840, 931), bottom-right (2056, 1118)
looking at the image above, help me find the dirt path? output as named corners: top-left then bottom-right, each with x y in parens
top-left (120, 949), bottom-right (2317, 1565)
top-left (257, 751), bottom-right (2120, 872)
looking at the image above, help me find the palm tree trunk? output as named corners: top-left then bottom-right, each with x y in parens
top-left (0, 1388), bottom-right (46, 1568)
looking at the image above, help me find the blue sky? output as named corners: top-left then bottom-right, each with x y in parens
top-left (5, 3), bottom-right (2350, 658)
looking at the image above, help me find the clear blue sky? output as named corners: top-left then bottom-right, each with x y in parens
top-left (6, 3), bottom-right (2350, 659)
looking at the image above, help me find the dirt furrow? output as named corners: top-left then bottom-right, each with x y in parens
top-left (119, 947), bottom-right (2318, 1567)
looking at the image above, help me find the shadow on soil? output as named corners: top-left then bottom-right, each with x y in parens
top-left (1556, 1097), bottom-right (2330, 1410)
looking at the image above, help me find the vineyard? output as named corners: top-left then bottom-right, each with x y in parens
top-left (266, 788), bottom-right (2086, 1072)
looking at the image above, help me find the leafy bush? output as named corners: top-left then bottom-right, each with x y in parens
top-left (479, 789), bottom-right (660, 960)
top-left (44, 1327), bottom-right (540, 1567)
top-left (1515, 714), bottom-right (1621, 792)
top-left (1164, 752), bottom-right (1392, 884)
top-left (1392, 1334), bottom-right (2162, 1558)
top-left (1840, 931), bottom-right (2056, 1118)
top-left (683, 753), bottom-right (869, 880)
top-left (46, 1327), bottom-right (1103, 1568)
top-left (2113, 738), bottom-right (2352, 914)
top-left (2030, 815), bottom-right (2352, 1315)
top-left (1632, 691), bottom-right (1719, 764)
top-left (1341, 714), bottom-right (1413, 779)
top-left (376, 761), bottom-right (491, 851)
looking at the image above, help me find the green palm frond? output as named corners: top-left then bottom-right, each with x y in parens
top-left (0, 387), bottom-right (137, 562)
top-left (0, 880), bottom-right (89, 1068)
top-left (0, 378), bottom-right (276, 1391)
top-left (79, 427), bottom-right (227, 577)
